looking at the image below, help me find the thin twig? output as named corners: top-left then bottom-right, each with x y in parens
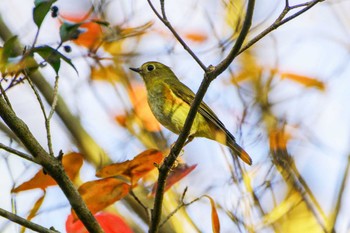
top-left (46, 75), bottom-right (60, 156)
top-left (146, 0), bottom-right (207, 71)
top-left (329, 155), bottom-right (350, 232)
top-left (214, 0), bottom-right (256, 77)
top-left (0, 81), bottom-right (13, 111)
top-left (0, 143), bottom-right (37, 164)
top-left (238, 0), bottom-right (325, 56)
top-left (0, 207), bottom-right (58, 233)
top-left (0, 94), bottom-right (104, 233)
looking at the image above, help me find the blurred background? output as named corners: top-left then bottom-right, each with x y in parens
top-left (0, 0), bottom-right (349, 232)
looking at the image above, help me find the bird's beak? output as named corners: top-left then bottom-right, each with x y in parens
top-left (129, 67), bottom-right (141, 73)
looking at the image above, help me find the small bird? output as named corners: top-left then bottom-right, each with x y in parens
top-left (130, 61), bottom-right (252, 165)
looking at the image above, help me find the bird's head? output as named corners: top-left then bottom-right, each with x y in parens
top-left (130, 61), bottom-right (177, 85)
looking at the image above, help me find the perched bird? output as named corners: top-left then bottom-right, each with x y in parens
top-left (130, 61), bottom-right (252, 165)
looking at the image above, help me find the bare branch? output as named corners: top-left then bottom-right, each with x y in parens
top-left (146, 0), bottom-right (207, 71)
top-left (0, 94), bottom-right (105, 233)
top-left (214, 0), bottom-right (256, 77)
top-left (0, 208), bottom-right (58, 233)
top-left (0, 142), bottom-right (37, 164)
top-left (238, 0), bottom-right (325, 55)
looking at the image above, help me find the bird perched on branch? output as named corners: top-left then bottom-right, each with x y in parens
top-left (130, 61), bottom-right (252, 165)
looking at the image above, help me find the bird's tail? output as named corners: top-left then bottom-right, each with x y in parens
top-left (227, 138), bottom-right (252, 165)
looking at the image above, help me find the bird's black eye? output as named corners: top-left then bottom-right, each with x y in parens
top-left (146, 64), bottom-right (155, 72)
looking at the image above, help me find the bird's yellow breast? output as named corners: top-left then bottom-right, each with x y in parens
top-left (146, 82), bottom-right (208, 136)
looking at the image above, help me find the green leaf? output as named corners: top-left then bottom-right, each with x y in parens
top-left (1, 36), bottom-right (18, 63)
top-left (59, 22), bottom-right (84, 43)
top-left (33, 0), bottom-right (57, 28)
top-left (32, 46), bottom-right (77, 74)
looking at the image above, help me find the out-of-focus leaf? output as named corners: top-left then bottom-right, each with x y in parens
top-left (225, 0), bottom-right (244, 35)
top-left (262, 191), bottom-right (324, 233)
top-left (0, 37), bottom-right (39, 75)
top-left (102, 40), bottom-right (124, 57)
top-left (269, 128), bottom-right (290, 152)
top-left (12, 152), bottom-right (83, 193)
top-left (96, 149), bottom-right (163, 184)
top-left (280, 72), bottom-right (325, 91)
top-left (128, 84), bottom-right (161, 132)
top-left (3, 56), bottom-right (38, 75)
top-left (59, 22), bottom-right (84, 43)
top-left (90, 65), bottom-right (124, 82)
top-left (33, 0), bottom-right (57, 28)
top-left (230, 66), bottom-right (263, 83)
top-left (1, 36), bottom-right (18, 62)
top-left (203, 195), bottom-right (220, 233)
top-left (75, 178), bottom-right (130, 218)
top-left (20, 193), bottom-right (46, 233)
top-left (60, 15), bottom-right (104, 48)
top-left (151, 164), bottom-right (197, 195)
top-left (184, 32), bottom-right (208, 43)
top-left (115, 115), bottom-right (127, 128)
top-left (33, 45), bottom-right (77, 74)
top-left (66, 212), bottom-right (133, 233)
top-left (103, 21), bottom-right (153, 44)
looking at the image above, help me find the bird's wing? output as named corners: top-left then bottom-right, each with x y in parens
top-left (169, 81), bottom-right (230, 134)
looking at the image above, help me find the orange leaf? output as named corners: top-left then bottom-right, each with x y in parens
top-left (269, 128), bottom-right (290, 151)
top-left (12, 152), bottom-right (83, 193)
top-left (280, 72), bottom-right (325, 90)
top-left (96, 149), bottom-right (163, 184)
top-left (115, 114), bottom-right (127, 128)
top-left (204, 195), bottom-right (220, 233)
top-left (61, 14), bottom-right (103, 49)
top-left (128, 84), bottom-right (161, 132)
top-left (20, 193), bottom-right (46, 233)
top-left (184, 32), bottom-right (208, 43)
top-left (76, 178), bottom-right (130, 217)
top-left (151, 164), bottom-right (197, 195)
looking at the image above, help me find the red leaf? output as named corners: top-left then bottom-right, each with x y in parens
top-left (66, 212), bottom-right (133, 233)
top-left (152, 164), bottom-right (197, 195)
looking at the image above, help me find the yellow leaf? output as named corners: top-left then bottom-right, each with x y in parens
top-left (90, 65), bottom-right (124, 83)
top-left (20, 193), bottom-right (46, 233)
top-left (263, 191), bottom-right (324, 233)
top-left (225, 0), bottom-right (245, 34)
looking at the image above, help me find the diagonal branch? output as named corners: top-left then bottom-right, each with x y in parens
top-left (0, 208), bottom-right (58, 233)
top-left (237, 0), bottom-right (325, 56)
top-left (146, 0), bottom-right (207, 71)
top-left (0, 95), bottom-right (105, 233)
top-left (148, 0), bottom-right (255, 232)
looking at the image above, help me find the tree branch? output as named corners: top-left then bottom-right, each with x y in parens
top-left (214, 0), bottom-right (256, 77)
top-left (0, 95), bottom-right (105, 233)
top-left (146, 0), bottom-right (207, 71)
top-left (0, 208), bottom-right (58, 233)
top-left (149, 0), bottom-right (255, 232)
top-left (0, 142), bottom-right (36, 164)
top-left (237, 0), bottom-right (325, 56)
